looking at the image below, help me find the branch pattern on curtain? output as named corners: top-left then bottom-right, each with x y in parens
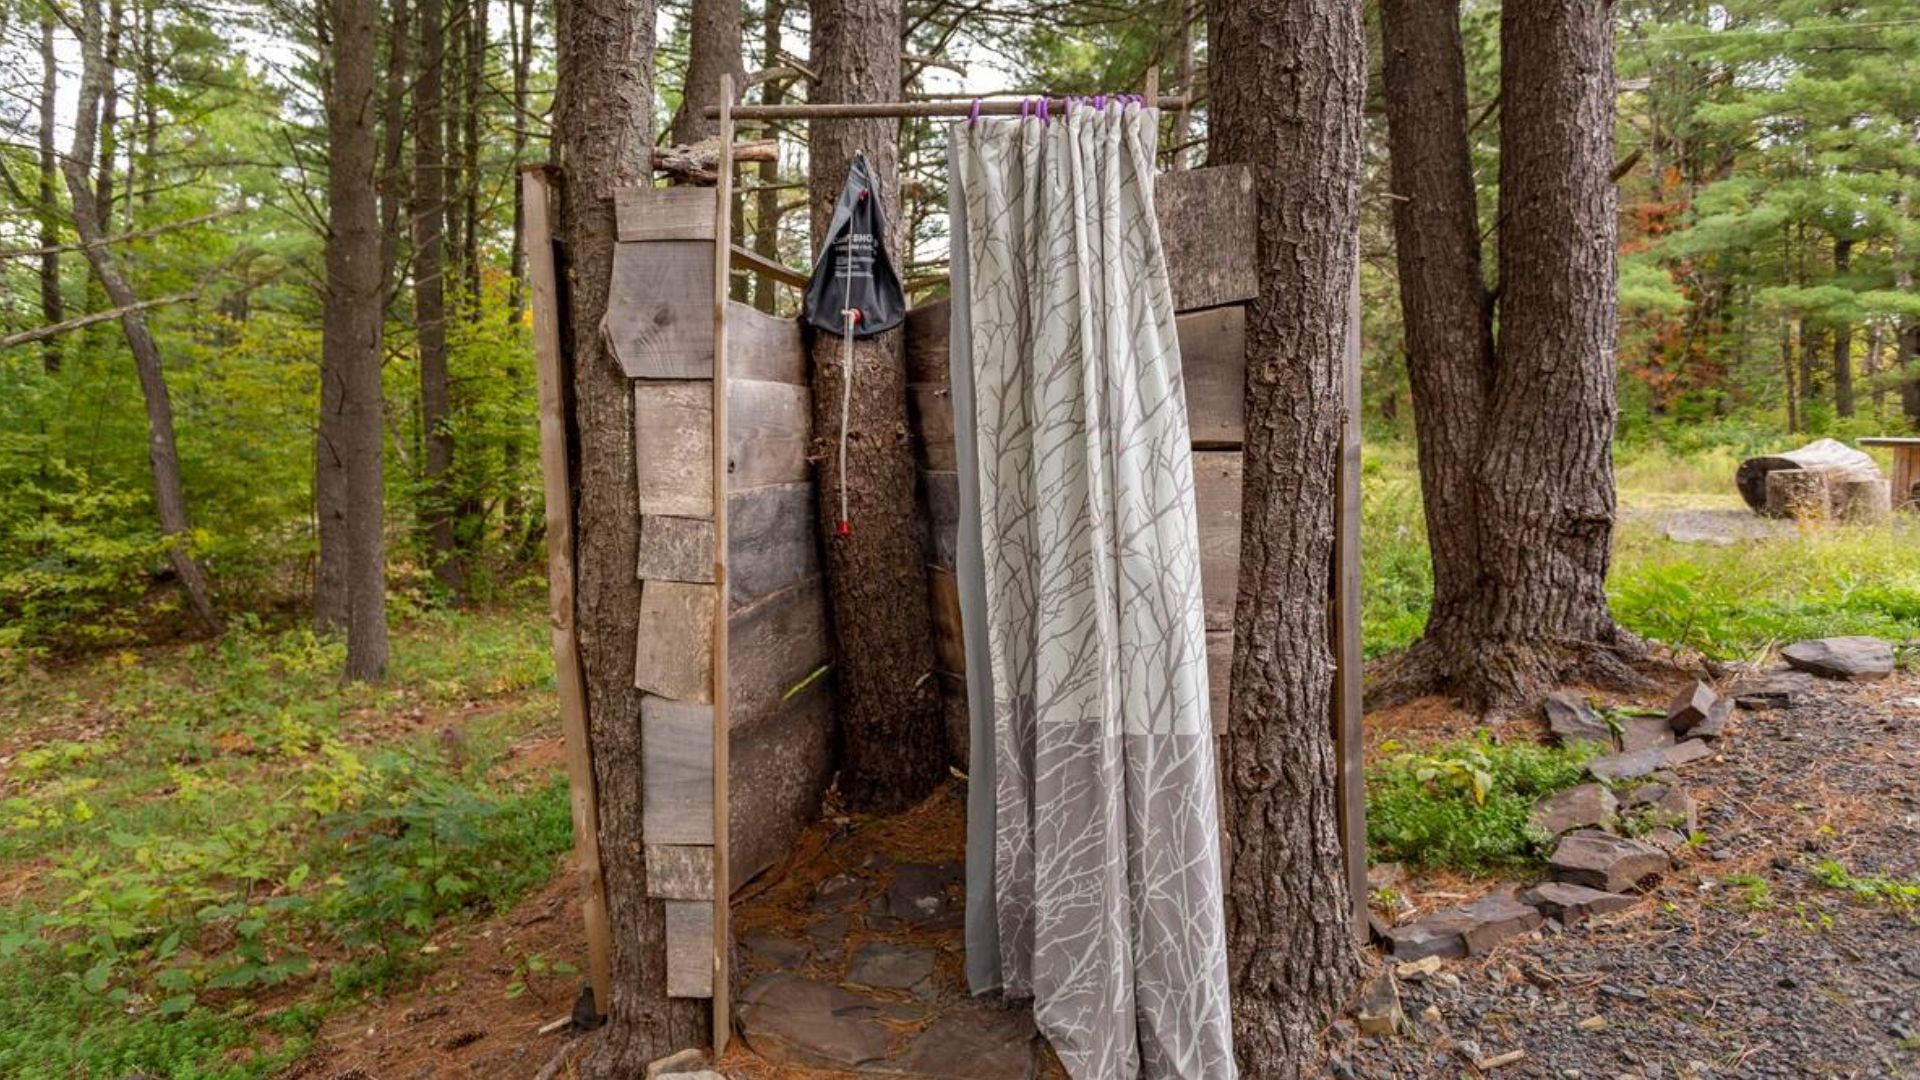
top-left (949, 104), bottom-right (1235, 1080)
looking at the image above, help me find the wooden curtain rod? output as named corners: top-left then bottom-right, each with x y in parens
top-left (704, 95), bottom-right (1192, 121)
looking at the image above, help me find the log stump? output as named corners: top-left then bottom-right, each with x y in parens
top-left (1765, 468), bottom-right (1830, 524)
top-left (1835, 477), bottom-right (1891, 523)
top-left (1736, 438), bottom-right (1880, 513)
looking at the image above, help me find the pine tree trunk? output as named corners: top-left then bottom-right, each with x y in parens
top-left (325, 0), bottom-right (390, 680)
top-left (1468, 0), bottom-right (1632, 709)
top-left (551, 0), bottom-right (707, 1066)
top-left (414, 0), bottom-right (461, 596)
top-left (1832, 237), bottom-right (1854, 418)
top-left (752, 0), bottom-right (785, 313)
top-left (462, 0), bottom-right (484, 304)
top-left (1378, 0), bottom-right (1495, 692)
top-left (95, 0), bottom-right (121, 233)
top-left (1208, 0), bottom-right (1363, 1072)
top-left (37, 11), bottom-right (63, 375)
top-left (63, 0), bottom-right (220, 634)
top-left (805, 0), bottom-right (948, 814)
top-left (669, 0), bottom-right (744, 145)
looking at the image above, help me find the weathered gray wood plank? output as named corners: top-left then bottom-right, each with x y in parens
top-left (646, 844), bottom-right (715, 901)
top-left (616, 186), bottom-right (717, 242)
top-left (728, 576), bottom-right (831, 725)
top-left (637, 515), bottom-right (716, 583)
top-left (909, 383), bottom-right (956, 472)
top-left (905, 300), bottom-right (951, 385)
top-left (634, 580), bottom-right (717, 701)
top-left (664, 899), bottom-right (715, 997)
top-left (1179, 305), bottom-right (1247, 447)
top-left (928, 567), bottom-right (966, 676)
top-left (634, 381), bottom-right (714, 517)
top-left (641, 696), bottom-right (715, 845)
top-left (729, 679), bottom-right (835, 887)
top-left (921, 470), bottom-right (959, 571)
top-left (728, 302), bottom-right (806, 384)
top-left (728, 379), bottom-right (811, 490)
top-left (1156, 165), bottom-right (1257, 312)
top-left (728, 483), bottom-right (819, 609)
top-left (1206, 630), bottom-right (1232, 736)
top-left (1193, 451), bottom-right (1242, 633)
top-left (606, 241), bottom-right (716, 378)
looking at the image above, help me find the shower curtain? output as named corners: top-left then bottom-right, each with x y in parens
top-left (949, 102), bottom-right (1235, 1080)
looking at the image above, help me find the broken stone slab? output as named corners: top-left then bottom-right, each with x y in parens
top-left (741, 930), bottom-right (811, 970)
top-left (1385, 918), bottom-right (1467, 963)
top-left (1729, 669), bottom-right (1816, 710)
top-left (1530, 783), bottom-right (1619, 836)
top-left (1622, 782), bottom-right (1697, 833)
top-left (1544, 691), bottom-right (1613, 748)
top-left (888, 861), bottom-right (965, 929)
top-left (891, 1000), bottom-right (1038, 1080)
top-left (1385, 889), bottom-right (1543, 961)
top-left (1354, 973), bottom-right (1401, 1037)
top-left (1689, 697), bottom-right (1733, 739)
top-left (1586, 745), bottom-right (1668, 783)
top-left (1618, 714), bottom-right (1677, 753)
top-left (1780, 636), bottom-right (1896, 680)
top-left (1549, 830), bottom-right (1669, 893)
top-left (1666, 681), bottom-right (1721, 735)
top-left (808, 871), bottom-right (869, 912)
top-left (1521, 881), bottom-right (1638, 926)
top-left (1645, 827), bottom-right (1689, 854)
top-left (1663, 739), bottom-right (1714, 769)
top-left (845, 942), bottom-right (935, 993)
top-left (736, 973), bottom-right (905, 1071)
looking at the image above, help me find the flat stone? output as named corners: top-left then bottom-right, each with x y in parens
top-left (1386, 889), bottom-right (1542, 960)
top-left (1385, 917), bottom-right (1468, 962)
top-left (1544, 692), bottom-right (1612, 748)
top-left (1455, 890), bottom-right (1545, 954)
top-left (891, 1000), bottom-right (1038, 1080)
top-left (1530, 783), bottom-right (1619, 836)
top-left (741, 931), bottom-right (811, 970)
top-left (1549, 830), bottom-right (1669, 893)
top-left (1780, 636), bottom-right (1896, 680)
top-left (1622, 782), bottom-right (1697, 833)
top-left (808, 872), bottom-right (869, 912)
top-left (1662, 739), bottom-right (1713, 769)
top-left (888, 861), bottom-right (964, 929)
top-left (1729, 669), bottom-right (1816, 710)
top-left (736, 974), bottom-right (899, 1071)
top-left (1618, 715), bottom-right (1677, 753)
top-left (1665, 681), bottom-right (1719, 735)
top-left (1586, 745), bottom-right (1668, 783)
top-left (1521, 881), bottom-right (1638, 926)
top-left (1355, 973), bottom-right (1401, 1037)
top-left (845, 942), bottom-right (934, 992)
top-left (1645, 827), bottom-right (1689, 854)
top-left (1690, 696), bottom-right (1733, 739)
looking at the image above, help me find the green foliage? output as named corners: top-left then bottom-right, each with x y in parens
top-left (1811, 859), bottom-right (1920, 916)
top-left (1367, 735), bottom-right (1594, 872)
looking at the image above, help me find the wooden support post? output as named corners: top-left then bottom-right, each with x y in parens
top-left (1334, 261), bottom-right (1368, 943)
top-left (523, 165), bottom-right (615, 1009)
top-left (710, 73), bottom-right (735, 1055)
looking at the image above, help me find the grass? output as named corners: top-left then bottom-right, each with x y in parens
top-left (1366, 734), bottom-right (1594, 872)
top-left (0, 593), bottom-right (566, 1079)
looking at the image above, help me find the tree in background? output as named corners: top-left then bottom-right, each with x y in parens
top-left (550, 0), bottom-right (706, 1068)
top-left (413, 0), bottom-right (459, 596)
top-left (805, 0), bottom-right (950, 814)
top-left (1209, 0), bottom-right (1364, 1071)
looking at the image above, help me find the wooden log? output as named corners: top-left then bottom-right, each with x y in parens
top-left (728, 483), bottom-right (820, 609)
top-left (1765, 468), bottom-right (1831, 524)
top-left (652, 138), bottom-right (777, 184)
top-left (664, 899), bottom-right (714, 997)
top-left (1737, 437), bottom-right (1880, 514)
top-left (606, 241), bottom-right (717, 377)
top-left (729, 679), bottom-right (835, 886)
top-left (634, 381), bottom-right (714, 517)
top-left (645, 845), bottom-right (715, 901)
top-left (634, 581), bottom-right (717, 701)
top-left (929, 567), bottom-right (967, 676)
top-left (1836, 477), bottom-right (1891, 523)
top-left (636, 515), bottom-right (716, 583)
top-left (728, 379), bottom-right (811, 490)
top-left (1193, 451), bottom-right (1243, 632)
top-left (615, 185), bottom-right (718, 241)
top-left (641, 696), bottom-right (715, 845)
top-left (1155, 165), bottom-right (1257, 312)
top-left (937, 671), bottom-right (968, 769)
top-left (727, 576), bottom-right (832, 724)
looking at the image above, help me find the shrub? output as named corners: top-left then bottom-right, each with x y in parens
top-left (1367, 735), bottom-right (1593, 872)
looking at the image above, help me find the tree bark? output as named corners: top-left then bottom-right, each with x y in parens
top-left (1832, 237), bottom-right (1854, 418)
top-left (324, 0), bottom-right (391, 680)
top-left (1209, 0), bottom-right (1363, 1073)
top-left (1378, 0), bottom-right (1495, 694)
top-left (462, 0), bottom-right (484, 304)
top-left (552, 0), bottom-right (707, 1066)
top-left (752, 0), bottom-right (786, 313)
top-left (63, 0), bottom-right (220, 634)
top-left (414, 0), bottom-right (461, 595)
top-left (670, 0), bottom-right (745, 145)
top-left (806, 0), bottom-right (948, 814)
top-left (95, 0), bottom-right (122, 233)
top-left (37, 10), bottom-right (63, 375)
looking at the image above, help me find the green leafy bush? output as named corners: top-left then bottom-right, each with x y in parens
top-left (1367, 735), bottom-right (1593, 872)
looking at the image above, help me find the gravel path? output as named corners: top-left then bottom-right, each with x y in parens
top-left (1342, 672), bottom-right (1920, 1079)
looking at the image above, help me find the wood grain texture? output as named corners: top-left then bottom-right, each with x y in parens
top-left (729, 679), bottom-right (835, 886)
top-left (616, 185), bottom-right (718, 241)
top-left (928, 566), bottom-right (966, 676)
top-left (641, 696), bottom-right (715, 845)
top-left (1155, 165), bottom-right (1257, 312)
top-left (1179, 305), bottom-right (1247, 447)
top-left (908, 382), bottom-right (957, 471)
top-left (904, 299), bottom-right (951, 384)
top-left (1193, 450), bottom-right (1243, 632)
top-left (645, 844), bottom-right (715, 901)
top-left (1207, 630), bottom-right (1233, 736)
top-left (921, 470), bottom-right (959, 571)
top-left (728, 483), bottom-right (820, 609)
top-left (634, 580), bottom-right (717, 701)
top-left (636, 515), bottom-right (715, 582)
top-left (727, 575), bottom-right (831, 725)
top-left (728, 379), bottom-right (811, 490)
top-left (728, 302), bottom-right (806, 384)
top-left (633, 381), bottom-right (714, 517)
top-left (606, 241), bottom-right (716, 378)
top-left (663, 899), bottom-right (715, 997)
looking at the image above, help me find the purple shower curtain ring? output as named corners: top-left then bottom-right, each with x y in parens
top-left (969, 98), bottom-right (982, 126)
top-left (1020, 98), bottom-right (1030, 122)
top-left (1038, 97), bottom-right (1049, 126)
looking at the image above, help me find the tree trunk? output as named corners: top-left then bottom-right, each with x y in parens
top-left (462, 0), bottom-right (484, 304)
top-left (507, 0), bottom-right (532, 318)
top-left (752, 0), bottom-right (785, 313)
top-left (551, 0), bottom-right (707, 1066)
top-left (1867, 322), bottom-right (1885, 413)
top-left (670, 0), bottom-right (744, 145)
top-left (1783, 318), bottom-right (1801, 433)
top-left (1378, 0), bottom-right (1496, 695)
top-left (1468, 0), bottom-right (1634, 709)
top-left (414, 0), bottom-right (461, 596)
top-left (806, 0), bottom-right (948, 814)
top-left (63, 0), bottom-right (220, 634)
top-left (1209, 0), bottom-right (1363, 1073)
top-left (1832, 237), bottom-right (1854, 418)
top-left (95, 0), bottom-right (122, 233)
top-left (325, 0), bottom-right (391, 680)
top-left (37, 10), bottom-right (64, 375)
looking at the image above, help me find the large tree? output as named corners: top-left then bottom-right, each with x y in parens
top-left (668, 0), bottom-right (745, 144)
top-left (1379, 0), bottom-right (1639, 712)
top-left (805, 0), bottom-right (949, 813)
top-left (551, 0), bottom-right (706, 1069)
top-left (1209, 0), bottom-right (1365, 1072)
top-left (414, 0), bottom-right (460, 596)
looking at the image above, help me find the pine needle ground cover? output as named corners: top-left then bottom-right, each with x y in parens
top-left (0, 597), bottom-right (567, 1079)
